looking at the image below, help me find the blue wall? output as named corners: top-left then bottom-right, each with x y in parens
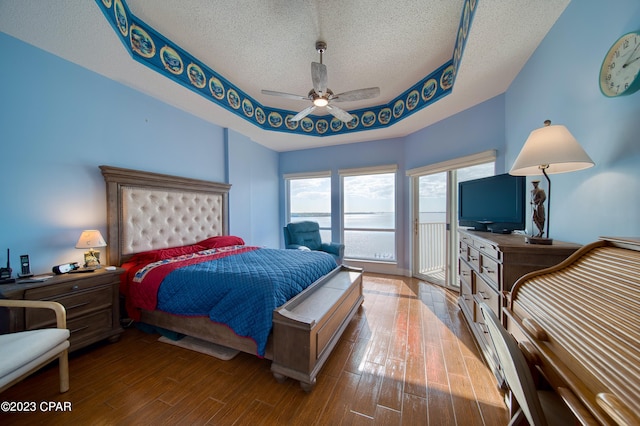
top-left (505, 0), bottom-right (640, 244)
top-left (404, 95), bottom-right (506, 172)
top-left (0, 33), bottom-right (275, 274)
top-left (226, 129), bottom-right (280, 248)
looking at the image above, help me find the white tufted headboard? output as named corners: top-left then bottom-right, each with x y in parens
top-left (101, 166), bottom-right (231, 266)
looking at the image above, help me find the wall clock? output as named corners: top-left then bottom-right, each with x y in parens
top-left (599, 30), bottom-right (640, 97)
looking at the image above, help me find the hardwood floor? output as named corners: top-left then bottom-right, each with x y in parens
top-left (1, 273), bottom-right (508, 425)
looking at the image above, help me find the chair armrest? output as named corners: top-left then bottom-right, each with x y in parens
top-left (0, 300), bottom-right (67, 329)
top-left (321, 242), bottom-right (345, 258)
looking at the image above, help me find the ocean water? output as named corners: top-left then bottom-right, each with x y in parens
top-left (290, 212), bottom-right (445, 260)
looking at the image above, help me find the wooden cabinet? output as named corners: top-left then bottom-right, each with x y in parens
top-left (0, 268), bottom-right (124, 352)
top-left (457, 230), bottom-right (580, 381)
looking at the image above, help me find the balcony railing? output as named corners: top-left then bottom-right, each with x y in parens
top-left (418, 222), bottom-right (447, 275)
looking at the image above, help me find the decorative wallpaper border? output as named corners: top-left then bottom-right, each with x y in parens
top-left (96, 0), bottom-right (478, 137)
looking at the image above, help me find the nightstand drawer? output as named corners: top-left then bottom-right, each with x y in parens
top-left (24, 273), bottom-right (118, 300)
top-left (67, 309), bottom-right (113, 349)
top-left (26, 285), bottom-right (112, 329)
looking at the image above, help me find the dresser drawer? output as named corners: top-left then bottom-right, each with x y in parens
top-left (480, 255), bottom-right (500, 290)
top-left (474, 275), bottom-right (500, 319)
top-left (460, 233), bottom-right (474, 248)
top-left (24, 273), bottom-right (118, 300)
top-left (459, 259), bottom-right (473, 289)
top-left (459, 278), bottom-right (475, 321)
top-left (468, 246), bottom-right (480, 271)
top-left (459, 241), bottom-right (469, 260)
top-left (475, 240), bottom-right (500, 262)
top-left (26, 285), bottom-right (113, 329)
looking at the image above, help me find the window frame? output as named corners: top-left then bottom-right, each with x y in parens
top-left (339, 164), bottom-right (398, 262)
top-left (284, 171), bottom-right (332, 235)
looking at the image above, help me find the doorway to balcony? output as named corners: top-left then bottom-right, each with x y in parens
top-left (409, 151), bottom-right (495, 289)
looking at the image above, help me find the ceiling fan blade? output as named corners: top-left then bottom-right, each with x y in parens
top-left (289, 105), bottom-right (317, 121)
top-left (311, 62), bottom-right (328, 95)
top-left (261, 89), bottom-right (308, 101)
top-left (331, 87), bottom-right (380, 102)
top-left (326, 104), bottom-right (354, 123)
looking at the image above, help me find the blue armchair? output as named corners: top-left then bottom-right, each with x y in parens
top-left (283, 221), bottom-right (344, 263)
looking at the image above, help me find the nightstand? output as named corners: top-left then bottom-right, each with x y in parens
top-left (0, 267), bottom-right (124, 352)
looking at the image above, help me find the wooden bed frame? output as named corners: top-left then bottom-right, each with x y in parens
top-left (100, 165), bottom-right (363, 391)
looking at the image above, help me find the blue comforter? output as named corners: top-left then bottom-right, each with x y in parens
top-left (154, 247), bottom-right (337, 356)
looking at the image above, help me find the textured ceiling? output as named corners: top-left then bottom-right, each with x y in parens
top-left (0, 0), bottom-right (570, 152)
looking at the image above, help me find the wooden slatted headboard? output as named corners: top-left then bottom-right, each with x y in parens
top-left (100, 166), bottom-right (231, 266)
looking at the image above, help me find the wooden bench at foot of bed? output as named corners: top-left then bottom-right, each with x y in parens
top-left (271, 264), bottom-right (364, 392)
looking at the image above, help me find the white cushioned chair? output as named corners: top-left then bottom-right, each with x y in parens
top-left (0, 299), bottom-right (70, 393)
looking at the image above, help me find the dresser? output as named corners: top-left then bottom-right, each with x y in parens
top-left (0, 267), bottom-right (124, 352)
top-left (457, 229), bottom-right (580, 381)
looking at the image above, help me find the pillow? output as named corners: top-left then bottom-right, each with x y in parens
top-left (198, 235), bottom-right (245, 249)
top-left (128, 244), bottom-right (206, 264)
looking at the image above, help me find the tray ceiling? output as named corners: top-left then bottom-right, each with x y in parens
top-left (0, 0), bottom-right (570, 151)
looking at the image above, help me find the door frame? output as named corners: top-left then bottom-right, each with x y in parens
top-left (408, 150), bottom-right (496, 289)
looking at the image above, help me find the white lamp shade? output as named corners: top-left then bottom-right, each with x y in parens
top-left (510, 124), bottom-right (594, 176)
top-left (75, 230), bottom-right (107, 249)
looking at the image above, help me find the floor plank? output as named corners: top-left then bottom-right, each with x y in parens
top-left (0, 273), bottom-right (509, 425)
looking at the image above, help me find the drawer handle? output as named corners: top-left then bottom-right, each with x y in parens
top-left (461, 271), bottom-right (469, 276)
top-left (66, 301), bottom-right (91, 311)
top-left (71, 285), bottom-right (80, 291)
top-left (482, 266), bottom-right (494, 274)
top-left (477, 291), bottom-right (491, 300)
top-left (469, 256), bottom-right (478, 261)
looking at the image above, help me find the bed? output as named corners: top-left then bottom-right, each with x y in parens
top-left (100, 165), bottom-right (364, 391)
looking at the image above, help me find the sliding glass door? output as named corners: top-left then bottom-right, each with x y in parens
top-left (410, 152), bottom-right (495, 289)
top-left (414, 172), bottom-right (449, 286)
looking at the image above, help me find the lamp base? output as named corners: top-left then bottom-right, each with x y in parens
top-left (84, 250), bottom-right (102, 268)
top-left (526, 236), bottom-right (553, 245)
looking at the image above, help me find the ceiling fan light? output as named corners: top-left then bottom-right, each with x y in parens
top-left (313, 98), bottom-right (329, 107)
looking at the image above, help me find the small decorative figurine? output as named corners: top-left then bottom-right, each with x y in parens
top-left (531, 180), bottom-right (546, 238)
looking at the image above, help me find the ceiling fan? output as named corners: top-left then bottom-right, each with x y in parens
top-left (261, 41), bottom-right (380, 123)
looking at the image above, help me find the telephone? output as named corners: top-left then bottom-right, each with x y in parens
top-left (19, 254), bottom-right (33, 278)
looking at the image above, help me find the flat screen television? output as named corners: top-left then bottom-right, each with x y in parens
top-left (458, 173), bottom-right (526, 233)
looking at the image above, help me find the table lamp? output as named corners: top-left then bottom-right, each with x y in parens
top-left (75, 230), bottom-right (107, 268)
top-left (509, 120), bottom-right (594, 244)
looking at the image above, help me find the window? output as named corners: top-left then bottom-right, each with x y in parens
top-left (341, 165), bottom-right (397, 261)
top-left (285, 172), bottom-right (331, 242)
